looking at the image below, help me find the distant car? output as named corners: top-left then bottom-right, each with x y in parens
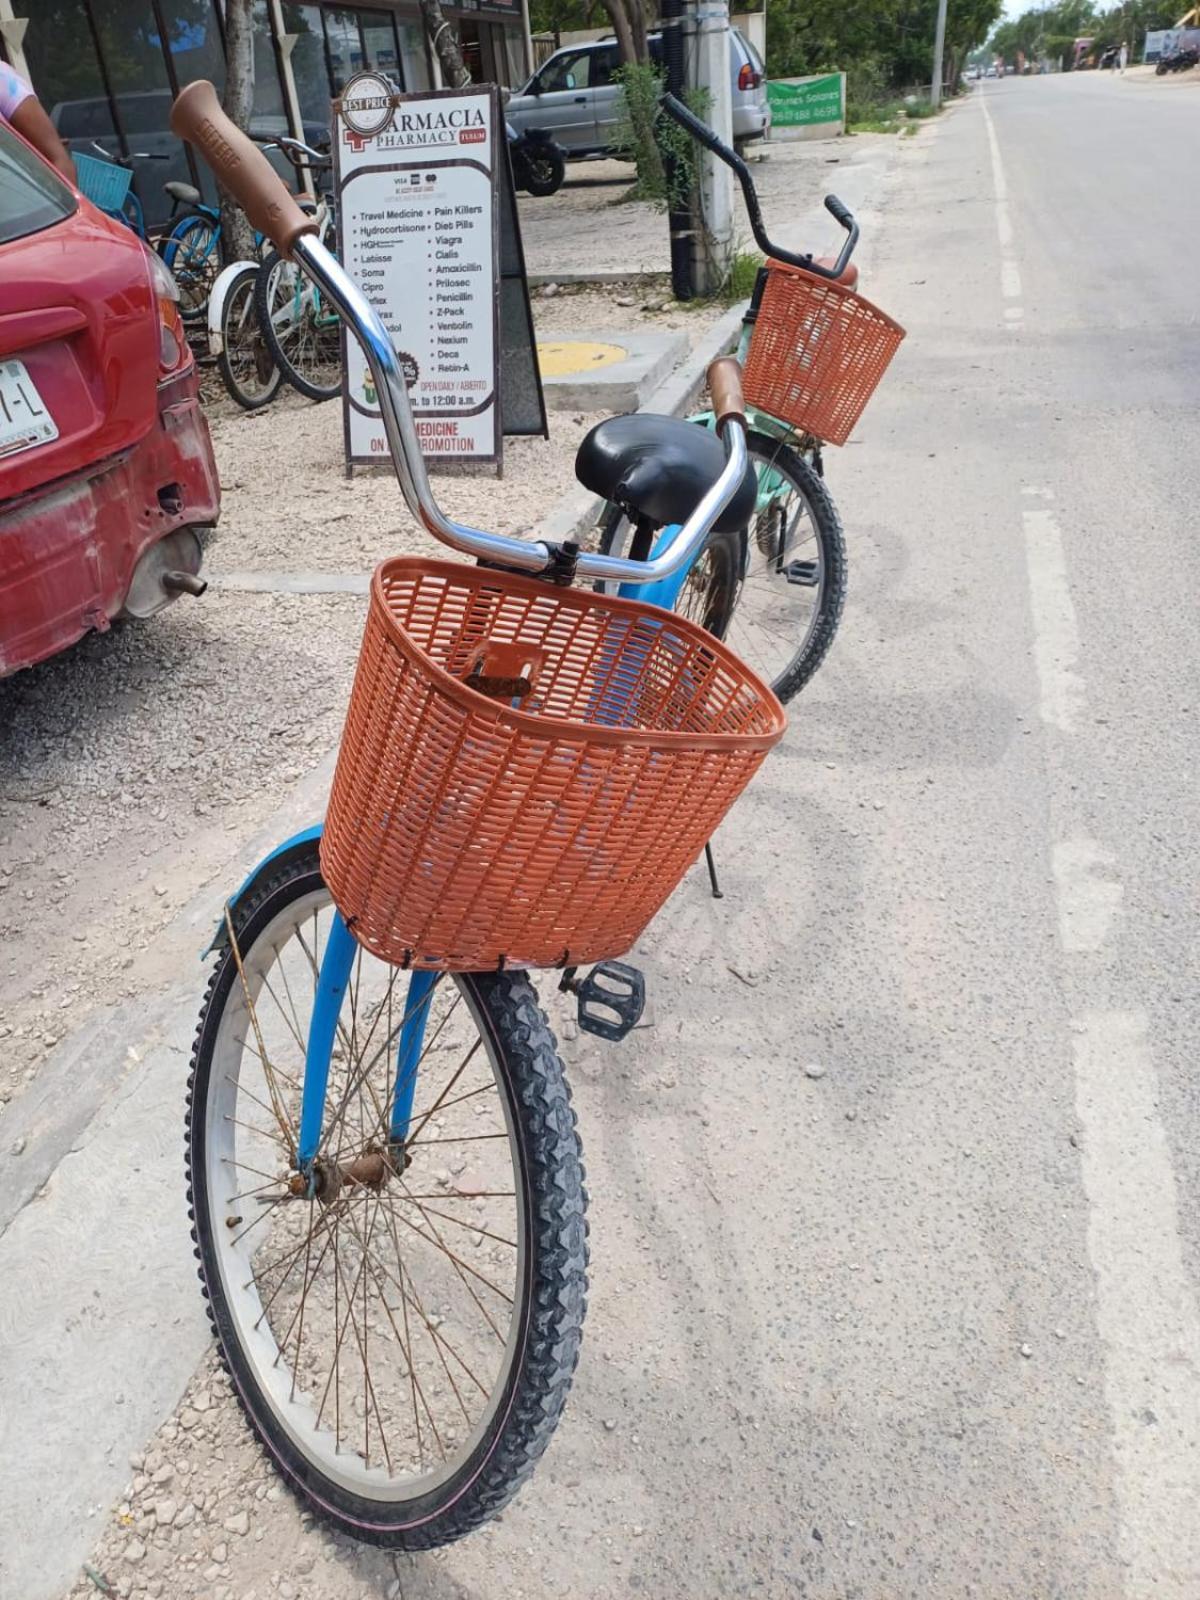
top-left (507, 28), bottom-right (770, 157)
top-left (0, 120), bottom-right (219, 678)
top-left (985, 65), bottom-right (999, 77)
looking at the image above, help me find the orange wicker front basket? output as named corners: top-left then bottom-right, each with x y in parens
top-left (742, 261), bottom-right (906, 446)
top-left (320, 558), bottom-right (786, 972)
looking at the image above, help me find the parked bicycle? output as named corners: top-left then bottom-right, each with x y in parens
top-left (201, 136), bottom-right (331, 410)
top-left (593, 95), bottom-right (905, 702)
top-left (172, 79), bottom-right (784, 1550)
top-left (254, 136), bottom-right (342, 402)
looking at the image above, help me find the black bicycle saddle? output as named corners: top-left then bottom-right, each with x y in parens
top-left (575, 414), bottom-right (756, 534)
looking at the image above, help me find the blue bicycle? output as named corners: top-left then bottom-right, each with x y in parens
top-left (172, 80), bottom-right (776, 1550)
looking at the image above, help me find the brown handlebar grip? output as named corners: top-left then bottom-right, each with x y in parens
top-left (170, 81), bottom-right (316, 259)
top-left (707, 356), bottom-right (746, 433)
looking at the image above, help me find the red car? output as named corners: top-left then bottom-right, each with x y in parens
top-left (0, 120), bottom-right (219, 677)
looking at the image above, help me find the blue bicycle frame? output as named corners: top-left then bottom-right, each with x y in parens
top-left (218, 515), bottom-right (712, 1186)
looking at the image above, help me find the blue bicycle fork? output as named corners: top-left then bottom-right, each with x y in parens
top-left (296, 910), bottom-right (436, 1176)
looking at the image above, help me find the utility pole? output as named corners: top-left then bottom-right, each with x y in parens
top-left (661, 0), bottom-right (693, 301)
top-left (931, 0), bottom-right (949, 106)
top-left (685, 0), bottom-right (734, 295)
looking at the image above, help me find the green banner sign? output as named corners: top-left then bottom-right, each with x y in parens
top-left (767, 74), bottom-right (845, 128)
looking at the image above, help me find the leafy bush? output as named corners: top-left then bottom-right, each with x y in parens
top-left (611, 63), bottom-right (709, 213)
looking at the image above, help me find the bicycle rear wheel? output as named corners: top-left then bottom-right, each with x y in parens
top-left (187, 842), bottom-right (587, 1547)
top-left (217, 264), bottom-right (282, 411)
top-left (256, 248), bottom-right (342, 402)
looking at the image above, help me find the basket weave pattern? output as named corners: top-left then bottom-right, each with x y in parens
top-left (74, 152), bottom-right (134, 213)
top-left (320, 559), bottom-right (785, 971)
top-left (742, 261), bottom-right (905, 446)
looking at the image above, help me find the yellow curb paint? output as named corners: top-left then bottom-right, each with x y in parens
top-left (536, 340), bottom-right (628, 377)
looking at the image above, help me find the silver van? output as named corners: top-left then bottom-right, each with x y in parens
top-left (506, 29), bottom-right (770, 157)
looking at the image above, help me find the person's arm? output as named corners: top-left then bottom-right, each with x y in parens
top-left (9, 96), bottom-right (76, 184)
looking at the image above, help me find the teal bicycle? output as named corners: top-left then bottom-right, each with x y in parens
top-left (598, 95), bottom-right (905, 703)
top-left (253, 142), bottom-right (342, 403)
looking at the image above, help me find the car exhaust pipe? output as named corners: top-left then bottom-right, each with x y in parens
top-left (118, 526), bottom-right (206, 619)
top-left (162, 569), bottom-right (207, 598)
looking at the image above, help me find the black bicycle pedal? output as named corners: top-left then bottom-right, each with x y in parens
top-left (576, 961), bottom-right (646, 1042)
top-left (784, 559), bottom-right (820, 587)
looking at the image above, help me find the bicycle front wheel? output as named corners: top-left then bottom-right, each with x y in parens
top-left (187, 843), bottom-right (587, 1547)
top-left (217, 263), bottom-right (282, 411)
top-left (256, 249), bottom-right (342, 402)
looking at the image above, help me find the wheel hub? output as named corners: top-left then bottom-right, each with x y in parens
top-left (287, 1142), bottom-right (411, 1205)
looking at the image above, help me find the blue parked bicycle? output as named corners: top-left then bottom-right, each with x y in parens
top-left (172, 80), bottom-right (784, 1550)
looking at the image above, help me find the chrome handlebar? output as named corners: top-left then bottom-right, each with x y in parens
top-left (293, 234), bottom-right (747, 584)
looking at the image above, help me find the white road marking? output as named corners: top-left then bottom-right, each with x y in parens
top-left (1073, 1011), bottom-right (1200, 1596)
top-left (1022, 505), bottom-right (1085, 731)
top-left (1053, 837), bottom-right (1123, 951)
top-left (981, 94), bottom-right (1007, 200)
top-left (980, 94), bottom-right (1022, 323)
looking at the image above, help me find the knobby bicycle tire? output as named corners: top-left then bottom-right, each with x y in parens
top-left (187, 843), bottom-right (588, 1547)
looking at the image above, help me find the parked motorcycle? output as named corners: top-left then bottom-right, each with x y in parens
top-left (507, 122), bottom-right (566, 197)
top-left (1156, 45), bottom-right (1198, 73)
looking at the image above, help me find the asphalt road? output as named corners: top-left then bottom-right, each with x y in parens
top-left (770, 70), bottom-right (1200, 1595)
top-left (8, 71), bottom-right (1200, 1600)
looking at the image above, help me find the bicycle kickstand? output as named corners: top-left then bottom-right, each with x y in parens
top-left (704, 841), bottom-right (724, 900)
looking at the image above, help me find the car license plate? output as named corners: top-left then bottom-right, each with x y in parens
top-left (0, 359), bottom-right (58, 459)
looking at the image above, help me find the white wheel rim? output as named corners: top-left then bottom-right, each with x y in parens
top-left (203, 888), bottom-right (527, 1502)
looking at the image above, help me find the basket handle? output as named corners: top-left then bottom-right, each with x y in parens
top-left (707, 357), bottom-right (746, 435)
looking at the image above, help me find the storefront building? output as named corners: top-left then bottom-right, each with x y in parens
top-left (0, 0), bottom-right (531, 223)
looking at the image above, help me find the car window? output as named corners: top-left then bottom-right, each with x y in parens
top-left (0, 123), bottom-right (75, 245)
top-left (538, 51), bottom-right (591, 92)
top-left (115, 93), bottom-right (173, 135)
top-left (54, 100), bottom-right (111, 139)
top-left (591, 46), bottom-right (619, 87)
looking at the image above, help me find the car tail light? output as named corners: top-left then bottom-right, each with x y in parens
top-left (144, 246), bottom-right (187, 373)
top-left (738, 63), bottom-right (761, 90)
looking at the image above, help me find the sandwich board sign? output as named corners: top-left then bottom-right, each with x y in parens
top-left (336, 75), bottom-right (513, 471)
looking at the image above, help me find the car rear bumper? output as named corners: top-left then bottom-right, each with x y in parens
top-left (734, 101), bottom-right (771, 142)
top-left (0, 363), bottom-right (220, 678)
